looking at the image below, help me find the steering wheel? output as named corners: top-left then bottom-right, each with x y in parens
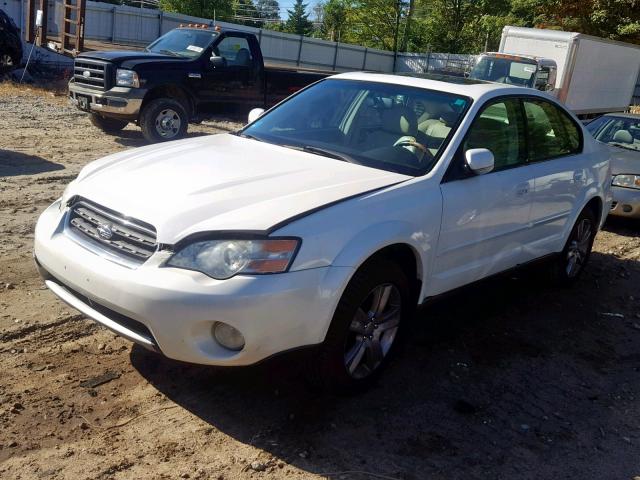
top-left (393, 136), bottom-right (433, 163)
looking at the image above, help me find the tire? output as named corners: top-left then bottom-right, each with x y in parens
top-left (309, 258), bottom-right (413, 393)
top-left (139, 98), bottom-right (188, 143)
top-left (89, 114), bottom-right (128, 134)
top-left (551, 207), bottom-right (597, 285)
top-left (0, 53), bottom-right (17, 73)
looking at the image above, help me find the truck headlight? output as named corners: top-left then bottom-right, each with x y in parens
top-left (166, 238), bottom-right (300, 279)
top-left (612, 174), bottom-right (640, 190)
top-left (116, 69), bottom-right (140, 88)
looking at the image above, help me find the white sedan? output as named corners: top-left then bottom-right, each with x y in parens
top-left (35, 72), bottom-right (611, 391)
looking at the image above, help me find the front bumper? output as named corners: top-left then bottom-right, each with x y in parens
top-left (610, 186), bottom-right (640, 219)
top-left (34, 201), bottom-right (353, 366)
top-left (68, 79), bottom-right (146, 118)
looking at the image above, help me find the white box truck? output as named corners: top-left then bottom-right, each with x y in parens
top-left (469, 26), bottom-right (640, 117)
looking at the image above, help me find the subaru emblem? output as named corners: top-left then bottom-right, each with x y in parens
top-left (97, 223), bottom-right (113, 240)
top-left (83, 70), bottom-right (91, 78)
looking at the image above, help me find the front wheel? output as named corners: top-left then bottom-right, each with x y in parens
top-left (139, 98), bottom-right (188, 143)
top-left (309, 258), bottom-right (412, 393)
top-left (551, 208), bottom-right (597, 285)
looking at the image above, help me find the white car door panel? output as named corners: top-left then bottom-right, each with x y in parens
top-left (431, 98), bottom-right (533, 296)
top-left (523, 99), bottom-right (585, 256)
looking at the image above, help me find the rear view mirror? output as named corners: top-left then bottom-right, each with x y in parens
top-left (465, 148), bottom-right (494, 175)
top-left (247, 108), bottom-right (265, 124)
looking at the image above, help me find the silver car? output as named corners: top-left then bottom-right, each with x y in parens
top-left (587, 113), bottom-right (640, 219)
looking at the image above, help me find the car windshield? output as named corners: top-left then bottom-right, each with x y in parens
top-left (469, 56), bottom-right (537, 88)
top-left (146, 29), bottom-right (218, 58)
top-left (587, 115), bottom-right (640, 152)
top-left (240, 79), bottom-right (471, 176)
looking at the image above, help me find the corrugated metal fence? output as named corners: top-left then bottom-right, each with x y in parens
top-left (3, 0), bottom-right (476, 74)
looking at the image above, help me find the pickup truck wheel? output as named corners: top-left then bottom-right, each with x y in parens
top-left (140, 98), bottom-right (188, 143)
top-left (551, 208), bottom-right (596, 285)
top-left (309, 258), bottom-right (411, 393)
top-left (89, 114), bottom-right (128, 134)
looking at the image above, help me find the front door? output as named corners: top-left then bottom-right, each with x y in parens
top-left (431, 98), bottom-right (534, 295)
top-left (198, 33), bottom-right (261, 108)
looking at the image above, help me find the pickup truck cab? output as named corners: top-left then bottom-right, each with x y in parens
top-left (38, 73), bottom-right (611, 392)
top-left (68, 25), bottom-right (330, 142)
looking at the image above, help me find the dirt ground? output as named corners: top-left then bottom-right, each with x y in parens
top-left (1, 82), bottom-right (640, 480)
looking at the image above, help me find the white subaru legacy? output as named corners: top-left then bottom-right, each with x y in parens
top-left (35, 73), bottom-right (611, 391)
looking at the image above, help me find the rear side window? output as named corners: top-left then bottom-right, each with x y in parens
top-left (463, 98), bottom-right (526, 171)
top-left (523, 99), bottom-right (581, 161)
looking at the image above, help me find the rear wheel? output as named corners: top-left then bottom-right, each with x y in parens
top-left (0, 53), bottom-right (17, 72)
top-left (89, 114), bottom-right (128, 134)
top-left (551, 208), bottom-right (597, 285)
top-left (140, 98), bottom-right (188, 143)
top-left (309, 258), bottom-right (412, 393)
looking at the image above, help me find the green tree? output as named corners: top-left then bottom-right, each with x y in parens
top-left (159, 0), bottom-right (234, 21)
top-left (321, 0), bottom-right (349, 41)
top-left (255, 0), bottom-right (281, 21)
top-left (233, 0), bottom-right (261, 27)
top-left (284, 0), bottom-right (314, 35)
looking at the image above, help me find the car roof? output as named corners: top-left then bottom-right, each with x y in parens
top-left (602, 112), bottom-right (640, 120)
top-left (331, 71), bottom-right (538, 100)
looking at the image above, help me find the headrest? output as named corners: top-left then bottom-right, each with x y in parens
top-left (382, 105), bottom-right (417, 135)
top-left (613, 129), bottom-right (633, 144)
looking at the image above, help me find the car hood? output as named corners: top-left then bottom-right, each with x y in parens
top-left (71, 134), bottom-right (410, 243)
top-left (77, 50), bottom-right (189, 68)
top-left (607, 144), bottom-right (640, 175)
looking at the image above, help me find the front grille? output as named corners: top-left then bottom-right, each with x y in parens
top-left (67, 198), bottom-right (157, 265)
top-left (74, 58), bottom-right (109, 90)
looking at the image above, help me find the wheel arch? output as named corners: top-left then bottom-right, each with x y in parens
top-left (332, 222), bottom-right (427, 306)
top-left (140, 84), bottom-right (196, 120)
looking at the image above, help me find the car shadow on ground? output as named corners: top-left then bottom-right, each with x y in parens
top-left (603, 217), bottom-right (639, 238)
top-left (0, 149), bottom-right (64, 177)
top-left (131, 251), bottom-right (640, 478)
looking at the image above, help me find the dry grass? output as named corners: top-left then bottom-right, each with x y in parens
top-left (629, 105), bottom-right (640, 114)
top-left (0, 79), bottom-right (68, 102)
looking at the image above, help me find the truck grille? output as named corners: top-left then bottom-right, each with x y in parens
top-left (74, 59), bottom-right (109, 90)
top-left (67, 199), bottom-right (157, 265)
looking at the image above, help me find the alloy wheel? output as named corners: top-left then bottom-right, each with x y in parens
top-left (565, 218), bottom-right (592, 278)
top-left (344, 283), bottom-right (401, 379)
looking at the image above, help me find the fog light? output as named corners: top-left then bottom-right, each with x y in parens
top-left (212, 322), bottom-right (245, 351)
top-left (623, 204), bottom-right (633, 213)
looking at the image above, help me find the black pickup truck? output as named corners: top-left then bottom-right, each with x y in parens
top-left (68, 26), bottom-right (332, 142)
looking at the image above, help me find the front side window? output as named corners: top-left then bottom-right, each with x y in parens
top-left (215, 36), bottom-right (253, 67)
top-left (524, 99), bottom-right (581, 161)
top-left (463, 98), bottom-right (526, 171)
top-left (241, 79), bottom-right (471, 176)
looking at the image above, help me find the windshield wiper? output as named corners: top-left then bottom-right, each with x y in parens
top-left (157, 49), bottom-right (182, 57)
top-left (283, 144), bottom-right (357, 163)
top-left (235, 132), bottom-right (266, 142)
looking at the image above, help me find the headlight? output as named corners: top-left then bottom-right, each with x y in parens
top-left (166, 238), bottom-right (300, 279)
top-left (612, 174), bottom-right (640, 190)
top-left (116, 69), bottom-right (140, 88)
top-left (59, 180), bottom-right (76, 210)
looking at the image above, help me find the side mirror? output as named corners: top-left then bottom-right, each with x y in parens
top-left (209, 55), bottom-right (226, 68)
top-left (247, 108), bottom-right (265, 124)
top-left (465, 148), bottom-right (494, 175)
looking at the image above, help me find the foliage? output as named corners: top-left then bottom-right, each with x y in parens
top-left (283, 0), bottom-right (315, 35)
top-left (158, 0), bottom-right (234, 21)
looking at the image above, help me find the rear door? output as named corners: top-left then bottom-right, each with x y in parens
top-left (522, 98), bottom-right (584, 257)
top-left (432, 98), bottom-right (534, 294)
